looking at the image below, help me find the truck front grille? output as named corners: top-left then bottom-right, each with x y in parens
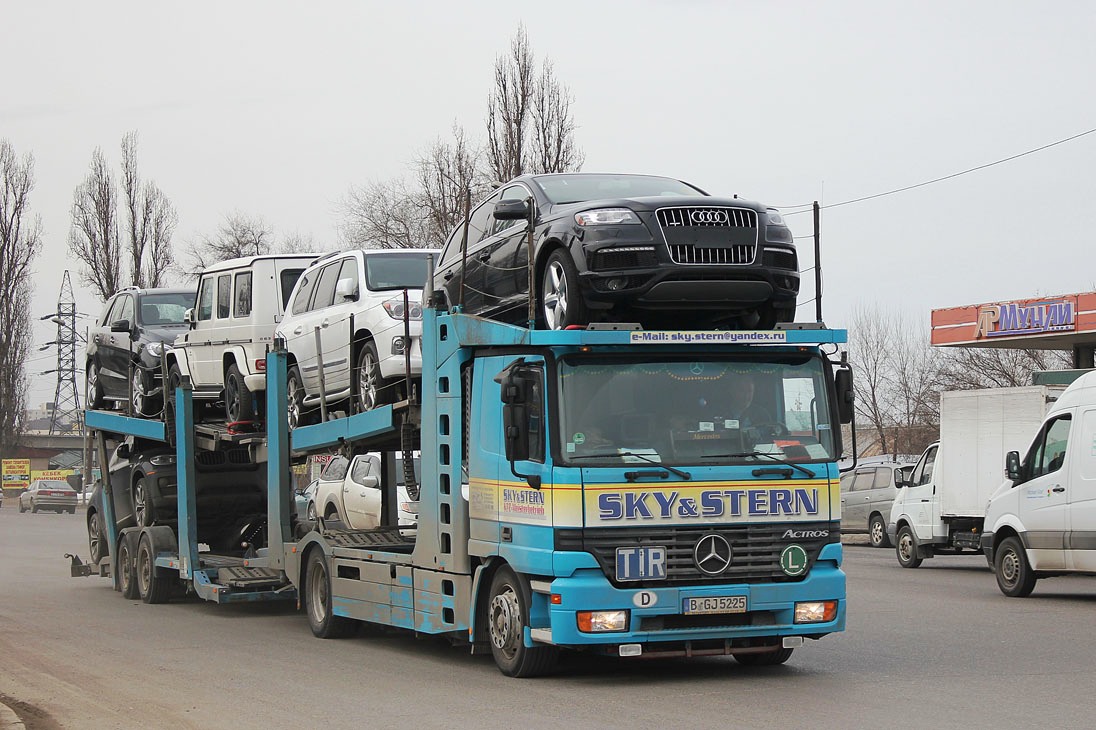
top-left (555, 522), bottom-right (838, 588)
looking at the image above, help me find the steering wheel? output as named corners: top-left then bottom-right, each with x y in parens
top-left (752, 422), bottom-right (790, 440)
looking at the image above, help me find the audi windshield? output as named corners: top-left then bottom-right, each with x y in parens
top-left (533, 174), bottom-right (705, 205)
top-left (557, 354), bottom-right (838, 466)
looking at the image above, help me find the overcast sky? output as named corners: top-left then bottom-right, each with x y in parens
top-left (5, 0), bottom-right (1096, 408)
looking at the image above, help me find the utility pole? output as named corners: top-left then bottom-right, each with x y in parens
top-left (45, 271), bottom-right (82, 435)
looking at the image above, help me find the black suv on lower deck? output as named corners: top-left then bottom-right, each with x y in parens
top-left (86, 286), bottom-right (195, 416)
top-left (432, 173), bottom-right (799, 329)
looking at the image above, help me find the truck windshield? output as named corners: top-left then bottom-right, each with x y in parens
top-left (533, 174), bottom-right (704, 205)
top-left (557, 354), bottom-right (837, 466)
top-left (363, 254), bottom-right (434, 291)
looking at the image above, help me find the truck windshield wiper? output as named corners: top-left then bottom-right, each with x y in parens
top-left (701, 451), bottom-right (816, 478)
top-left (571, 451), bottom-right (692, 481)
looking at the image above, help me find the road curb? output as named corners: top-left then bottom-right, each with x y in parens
top-left (0, 701), bottom-right (25, 730)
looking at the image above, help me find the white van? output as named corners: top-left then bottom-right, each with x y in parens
top-left (982, 370), bottom-right (1096, 596)
top-left (167, 254), bottom-right (316, 422)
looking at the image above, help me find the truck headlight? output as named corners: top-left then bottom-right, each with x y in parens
top-left (577, 610), bottom-right (629, 632)
top-left (794, 600), bottom-right (838, 623)
top-left (145, 342), bottom-right (165, 358)
top-left (575, 208), bottom-right (641, 226)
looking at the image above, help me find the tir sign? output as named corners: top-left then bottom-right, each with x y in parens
top-left (616, 546), bottom-right (667, 581)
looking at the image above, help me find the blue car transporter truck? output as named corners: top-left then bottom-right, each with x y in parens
top-left (77, 301), bottom-right (854, 677)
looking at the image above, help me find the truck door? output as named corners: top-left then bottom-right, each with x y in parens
top-left (1016, 414), bottom-right (1072, 570)
top-left (904, 445), bottom-right (939, 542)
top-left (1068, 409), bottom-right (1096, 571)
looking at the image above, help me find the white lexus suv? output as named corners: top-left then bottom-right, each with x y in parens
top-left (276, 248), bottom-right (438, 427)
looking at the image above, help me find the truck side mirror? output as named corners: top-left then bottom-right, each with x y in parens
top-left (110, 319), bottom-right (131, 333)
top-left (834, 367), bottom-right (854, 424)
top-left (184, 308), bottom-right (195, 328)
top-left (493, 199), bottom-right (532, 221)
top-left (1006, 450), bottom-right (1022, 481)
top-left (335, 278), bottom-right (358, 302)
top-left (494, 359), bottom-right (542, 489)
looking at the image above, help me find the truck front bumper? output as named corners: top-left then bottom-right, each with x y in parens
top-left (529, 543), bottom-right (845, 652)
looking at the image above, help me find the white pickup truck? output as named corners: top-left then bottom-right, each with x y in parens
top-left (313, 452), bottom-right (418, 530)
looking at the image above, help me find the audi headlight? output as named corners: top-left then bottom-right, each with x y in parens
top-left (574, 208), bottom-right (641, 226)
top-left (145, 342), bottom-right (165, 358)
top-left (383, 299), bottom-right (423, 320)
top-left (765, 208), bottom-right (785, 226)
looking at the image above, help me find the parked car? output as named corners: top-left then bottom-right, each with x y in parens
top-left (295, 479), bottom-right (319, 520)
top-left (431, 172), bottom-right (799, 330)
top-left (275, 248), bottom-right (439, 426)
top-left (166, 254), bottom-right (315, 422)
top-left (314, 452), bottom-right (419, 530)
top-left (86, 286), bottom-right (196, 416)
top-left (19, 479), bottom-right (78, 514)
top-left (840, 460), bottom-right (914, 548)
top-left (84, 436), bottom-right (267, 566)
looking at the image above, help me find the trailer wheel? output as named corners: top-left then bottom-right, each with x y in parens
top-left (895, 525), bottom-right (922, 568)
top-left (137, 534), bottom-right (172, 604)
top-left (118, 535), bottom-right (140, 599)
top-left (995, 536), bottom-right (1037, 597)
top-left (734, 646), bottom-right (795, 666)
top-left (486, 566), bottom-right (558, 677)
top-left (305, 549), bottom-right (356, 638)
top-left (869, 514), bottom-right (890, 548)
top-left (88, 510), bottom-right (107, 565)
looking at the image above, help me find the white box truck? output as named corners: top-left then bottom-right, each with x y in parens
top-left (887, 385), bottom-right (1061, 568)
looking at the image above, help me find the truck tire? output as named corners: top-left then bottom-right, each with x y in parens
top-left (118, 534), bottom-right (140, 599)
top-left (305, 549), bottom-right (356, 638)
top-left (225, 363), bottom-right (254, 422)
top-left (734, 646), bottom-right (795, 666)
top-left (869, 514), bottom-right (891, 548)
top-left (895, 525), bottom-right (922, 568)
top-left (137, 534), bottom-right (172, 604)
top-left (485, 566), bottom-right (558, 677)
top-left (994, 536), bottom-right (1037, 597)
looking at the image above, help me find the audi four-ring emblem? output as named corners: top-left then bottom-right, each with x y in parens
top-left (693, 533), bottom-right (733, 575)
top-left (690, 209), bottom-right (729, 225)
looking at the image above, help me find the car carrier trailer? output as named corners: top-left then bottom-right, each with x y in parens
top-left (74, 301), bottom-right (854, 677)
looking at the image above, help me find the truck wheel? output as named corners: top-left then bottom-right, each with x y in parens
top-left (895, 525), bottom-right (922, 568)
top-left (995, 536), bottom-right (1037, 597)
top-left (305, 549), bottom-right (356, 638)
top-left (137, 534), bottom-right (172, 604)
top-left (539, 250), bottom-right (586, 330)
top-left (225, 363), bottom-right (254, 422)
top-left (734, 647), bottom-right (795, 666)
top-left (869, 514), bottom-right (891, 548)
top-left (133, 478), bottom-right (155, 528)
top-left (486, 566), bottom-right (558, 677)
top-left (118, 535), bottom-right (140, 599)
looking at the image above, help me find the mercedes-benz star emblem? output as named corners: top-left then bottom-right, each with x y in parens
top-left (690, 209), bottom-right (729, 225)
top-left (693, 533), bottom-right (733, 576)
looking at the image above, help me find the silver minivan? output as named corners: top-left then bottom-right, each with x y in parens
top-left (841, 461), bottom-right (914, 547)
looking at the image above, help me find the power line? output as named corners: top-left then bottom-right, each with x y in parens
top-left (783, 125), bottom-right (1096, 215)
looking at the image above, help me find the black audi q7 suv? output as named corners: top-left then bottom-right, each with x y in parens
top-left (431, 173), bottom-right (799, 330)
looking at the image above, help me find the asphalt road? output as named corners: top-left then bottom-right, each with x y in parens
top-left (2, 508), bottom-right (1095, 730)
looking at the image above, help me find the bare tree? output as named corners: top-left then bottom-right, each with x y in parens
top-left (416, 125), bottom-right (489, 244)
top-left (69, 132), bottom-right (176, 299)
top-left (937, 347), bottom-right (1072, 390)
top-left (69, 148), bottom-right (122, 300)
top-left (341, 177), bottom-right (432, 250)
top-left (0, 141), bottom-right (43, 454)
top-left (849, 305), bottom-right (941, 458)
top-left (185, 212), bottom-right (322, 273)
top-left (486, 25), bottom-right (583, 180)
